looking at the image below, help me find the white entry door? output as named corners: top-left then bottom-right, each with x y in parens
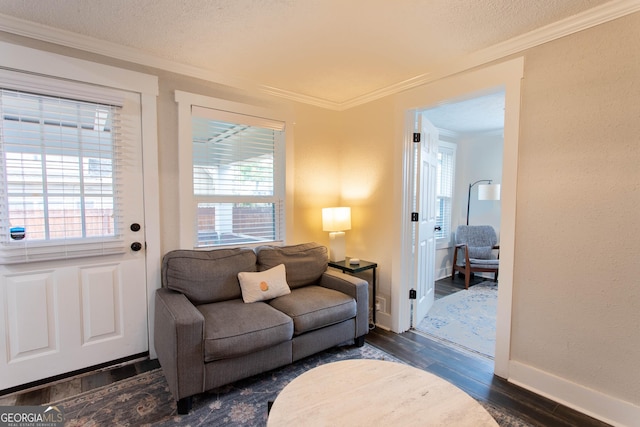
top-left (0, 79), bottom-right (149, 390)
top-left (413, 115), bottom-right (439, 324)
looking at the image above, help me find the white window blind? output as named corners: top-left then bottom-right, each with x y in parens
top-left (436, 142), bottom-right (456, 241)
top-left (191, 106), bottom-right (285, 247)
top-left (0, 88), bottom-right (125, 264)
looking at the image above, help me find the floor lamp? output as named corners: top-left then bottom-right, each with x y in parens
top-left (466, 180), bottom-right (501, 225)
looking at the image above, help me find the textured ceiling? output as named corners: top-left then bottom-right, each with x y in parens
top-left (0, 0), bottom-right (613, 107)
top-left (423, 91), bottom-right (505, 134)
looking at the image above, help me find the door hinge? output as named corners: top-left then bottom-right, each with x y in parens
top-left (409, 289), bottom-right (417, 299)
top-left (413, 132), bottom-right (421, 143)
top-left (411, 212), bottom-right (419, 222)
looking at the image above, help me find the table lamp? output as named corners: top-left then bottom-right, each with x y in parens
top-left (322, 207), bottom-right (351, 262)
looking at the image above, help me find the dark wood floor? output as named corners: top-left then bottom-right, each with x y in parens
top-left (3, 338), bottom-right (611, 427)
top-left (367, 328), bottom-right (611, 426)
top-left (368, 273), bottom-right (610, 427)
top-left (0, 358), bottom-right (160, 406)
top-left (2, 274), bottom-right (609, 426)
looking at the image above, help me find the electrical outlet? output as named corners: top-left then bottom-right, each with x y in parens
top-left (375, 297), bottom-right (386, 313)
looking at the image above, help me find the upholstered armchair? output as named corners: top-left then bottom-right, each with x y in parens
top-left (451, 225), bottom-right (499, 289)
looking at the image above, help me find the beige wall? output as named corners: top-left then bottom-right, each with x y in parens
top-left (290, 98), bottom-right (395, 315)
top-left (288, 103), bottom-right (342, 244)
top-left (1, 9), bottom-right (638, 420)
top-left (293, 10), bottom-right (640, 414)
top-left (511, 12), bottom-right (640, 404)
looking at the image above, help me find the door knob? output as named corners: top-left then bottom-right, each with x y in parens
top-left (131, 242), bottom-right (143, 252)
top-left (434, 226), bottom-right (442, 231)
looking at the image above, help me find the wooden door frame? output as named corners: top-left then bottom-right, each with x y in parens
top-left (392, 58), bottom-right (523, 379)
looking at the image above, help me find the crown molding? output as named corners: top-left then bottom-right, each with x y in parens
top-left (259, 85), bottom-right (343, 110)
top-left (1, 0), bottom-right (638, 111)
top-left (339, 0), bottom-right (640, 110)
top-left (0, 12), bottom-right (261, 93)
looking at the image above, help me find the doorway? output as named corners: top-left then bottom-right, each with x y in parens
top-left (392, 57), bottom-right (523, 378)
top-left (0, 81), bottom-right (150, 391)
top-left (413, 91), bottom-right (505, 360)
top-left (0, 43), bottom-right (162, 391)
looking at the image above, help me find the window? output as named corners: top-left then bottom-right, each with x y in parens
top-left (176, 92), bottom-right (288, 249)
top-left (435, 141), bottom-right (456, 245)
top-left (0, 72), bottom-right (132, 264)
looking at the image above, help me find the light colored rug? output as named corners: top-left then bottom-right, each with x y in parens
top-left (417, 281), bottom-right (497, 358)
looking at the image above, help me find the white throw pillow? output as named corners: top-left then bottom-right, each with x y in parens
top-left (238, 263), bottom-right (291, 303)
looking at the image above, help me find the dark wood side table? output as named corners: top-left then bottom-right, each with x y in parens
top-left (327, 258), bottom-right (378, 328)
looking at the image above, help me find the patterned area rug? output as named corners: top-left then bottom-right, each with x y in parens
top-left (417, 281), bottom-right (497, 358)
top-left (51, 342), bottom-right (531, 426)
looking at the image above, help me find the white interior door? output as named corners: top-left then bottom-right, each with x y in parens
top-left (413, 115), bottom-right (439, 325)
top-left (0, 87), bottom-right (149, 390)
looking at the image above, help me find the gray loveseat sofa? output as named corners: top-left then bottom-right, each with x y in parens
top-left (154, 242), bottom-right (369, 414)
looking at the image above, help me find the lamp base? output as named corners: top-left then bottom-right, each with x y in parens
top-left (328, 231), bottom-right (346, 262)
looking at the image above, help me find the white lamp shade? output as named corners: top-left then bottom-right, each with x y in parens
top-left (322, 207), bottom-right (351, 232)
top-left (478, 184), bottom-right (501, 201)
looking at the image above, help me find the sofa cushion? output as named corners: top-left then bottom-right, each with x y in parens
top-left (197, 299), bottom-right (293, 362)
top-left (162, 248), bottom-right (256, 304)
top-left (256, 242), bottom-right (328, 289)
top-left (238, 264), bottom-right (291, 303)
top-left (268, 286), bottom-right (356, 335)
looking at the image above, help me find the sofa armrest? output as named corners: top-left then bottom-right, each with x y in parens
top-left (319, 269), bottom-right (369, 338)
top-left (154, 288), bottom-right (205, 401)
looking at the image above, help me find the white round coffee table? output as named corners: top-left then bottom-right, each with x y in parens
top-left (268, 359), bottom-right (498, 426)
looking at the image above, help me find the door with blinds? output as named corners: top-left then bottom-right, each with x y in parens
top-left (0, 73), bottom-right (149, 390)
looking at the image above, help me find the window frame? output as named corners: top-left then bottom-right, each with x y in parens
top-left (175, 91), bottom-right (292, 249)
top-left (0, 70), bottom-right (132, 263)
top-left (435, 140), bottom-right (457, 249)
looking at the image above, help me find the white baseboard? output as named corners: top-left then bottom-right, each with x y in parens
top-left (436, 270), bottom-right (495, 281)
top-left (509, 361), bottom-right (640, 427)
top-left (436, 267), bottom-right (450, 281)
top-left (374, 310), bottom-right (392, 331)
